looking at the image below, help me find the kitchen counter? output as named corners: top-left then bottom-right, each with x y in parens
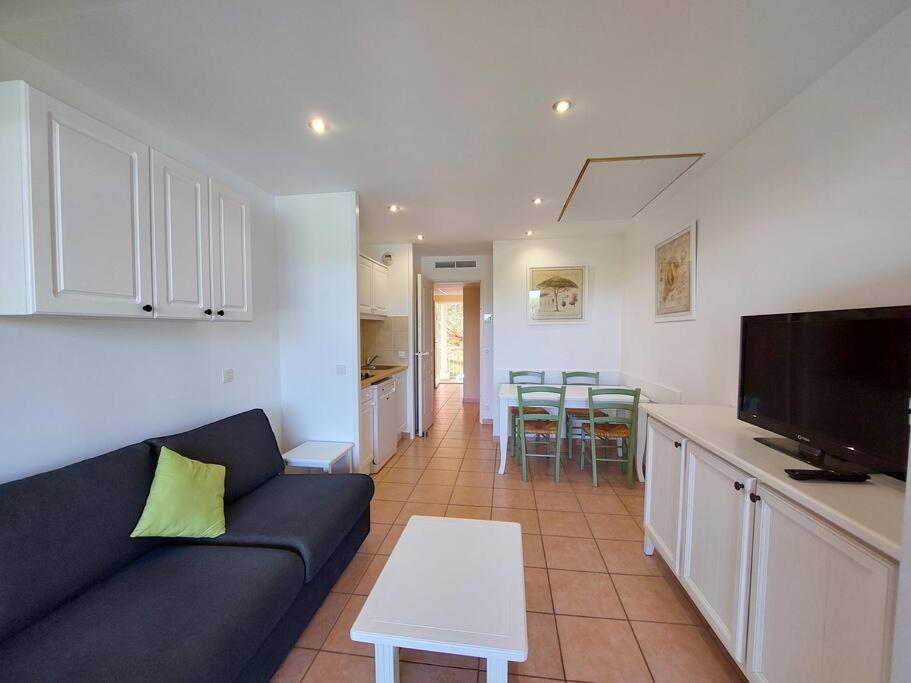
top-left (360, 365), bottom-right (407, 388)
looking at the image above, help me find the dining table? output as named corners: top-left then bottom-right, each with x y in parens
top-left (496, 384), bottom-right (651, 480)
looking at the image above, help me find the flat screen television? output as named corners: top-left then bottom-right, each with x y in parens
top-left (738, 305), bottom-right (911, 479)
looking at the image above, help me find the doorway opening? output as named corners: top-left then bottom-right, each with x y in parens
top-left (434, 283), bottom-right (464, 384)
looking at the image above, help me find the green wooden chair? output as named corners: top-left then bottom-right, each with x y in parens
top-left (509, 370), bottom-right (546, 458)
top-left (578, 387), bottom-right (641, 488)
top-left (516, 385), bottom-right (566, 482)
top-left (562, 371), bottom-right (601, 461)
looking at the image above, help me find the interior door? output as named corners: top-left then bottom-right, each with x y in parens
top-left (416, 274), bottom-right (435, 435)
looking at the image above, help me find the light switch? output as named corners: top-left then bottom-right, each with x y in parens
top-left (336, 364), bottom-right (347, 375)
top-left (222, 368), bottom-right (234, 384)
top-left (398, 351), bottom-right (406, 360)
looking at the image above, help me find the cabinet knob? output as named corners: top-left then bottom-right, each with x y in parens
top-left (749, 492), bottom-right (761, 503)
top-left (204, 308), bottom-right (213, 316)
top-left (673, 441), bottom-right (682, 448)
top-left (141, 304), bottom-right (153, 313)
top-left (216, 310), bottom-right (225, 316)
top-left (734, 481), bottom-right (744, 491)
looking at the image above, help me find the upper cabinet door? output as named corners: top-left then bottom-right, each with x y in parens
top-left (358, 256), bottom-right (373, 314)
top-left (151, 150), bottom-right (211, 319)
top-left (371, 262), bottom-right (388, 315)
top-left (209, 179), bottom-right (252, 321)
top-left (681, 443), bottom-right (756, 664)
top-left (28, 88), bottom-right (153, 317)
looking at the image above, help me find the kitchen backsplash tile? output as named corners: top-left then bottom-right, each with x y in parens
top-left (360, 316), bottom-right (408, 365)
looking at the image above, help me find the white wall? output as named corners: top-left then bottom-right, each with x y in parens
top-left (363, 243), bottom-right (415, 436)
top-left (491, 236), bottom-right (625, 433)
top-left (620, 8), bottom-right (911, 407)
top-left (275, 193), bottom-right (362, 464)
top-left (0, 39), bottom-right (282, 484)
top-left (420, 255), bottom-right (495, 422)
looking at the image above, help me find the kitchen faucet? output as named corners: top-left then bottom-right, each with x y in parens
top-left (366, 354), bottom-right (379, 368)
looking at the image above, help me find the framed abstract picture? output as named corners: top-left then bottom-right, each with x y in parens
top-left (655, 223), bottom-right (697, 322)
top-left (528, 265), bottom-right (586, 323)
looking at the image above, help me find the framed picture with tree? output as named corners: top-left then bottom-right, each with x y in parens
top-left (527, 266), bottom-right (586, 323)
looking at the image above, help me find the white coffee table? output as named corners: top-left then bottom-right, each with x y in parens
top-left (350, 516), bottom-right (527, 683)
top-left (282, 441), bottom-right (354, 473)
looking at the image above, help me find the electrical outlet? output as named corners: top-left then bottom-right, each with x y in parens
top-left (336, 364), bottom-right (347, 376)
top-left (398, 351), bottom-right (406, 360)
top-left (222, 369), bottom-right (234, 384)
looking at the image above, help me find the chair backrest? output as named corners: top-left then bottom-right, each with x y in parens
top-left (509, 370), bottom-right (545, 384)
top-left (517, 385), bottom-right (566, 436)
top-left (562, 371), bottom-right (600, 385)
top-left (588, 387), bottom-right (641, 427)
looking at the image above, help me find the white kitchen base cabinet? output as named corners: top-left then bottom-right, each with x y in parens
top-left (746, 486), bottom-right (895, 683)
top-left (358, 388), bottom-right (375, 475)
top-left (642, 419), bottom-right (687, 573)
top-left (681, 443), bottom-right (755, 663)
top-left (642, 407), bottom-right (901, 683)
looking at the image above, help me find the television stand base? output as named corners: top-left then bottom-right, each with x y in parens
top-left (754, 437), bottom-right (871, 475)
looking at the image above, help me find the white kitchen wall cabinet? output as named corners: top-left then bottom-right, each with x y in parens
top-left (681, 443), bottom-right (756, 663)
top-left (150, 149), bottom-right (211, 319)
top-left (209, 179), bottom-right (253, 321)
top-left (0, 80), bottom-right (252, 322)
top-left (0, 80), bottom-right (154, 317)
top-left (746, 486), bottom-right (896, 683)
top-left (642, 419), bottom-right (687, 573)
top-left (358, 254), bottom-right (388, 318)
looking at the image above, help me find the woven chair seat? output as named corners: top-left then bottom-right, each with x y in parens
top-left (566, 407), bottom-right (607, 418)
top-left (582, 422), bottom-right (630, 438)
top-left (521, 420), bottom-right (559, 435)
top-left (510, 406), bottom-right (547, 416)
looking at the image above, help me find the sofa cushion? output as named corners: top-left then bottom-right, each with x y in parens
top-left (146, 409), bottom-right (284, 503)
top-left (0, 443), bottom-right (160, 642)
top-left (0, 545), bottom-right (304, 683)
top-left (203, 473), bottom-right (374, 581)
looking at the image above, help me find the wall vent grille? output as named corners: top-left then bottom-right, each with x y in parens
top-left (434, 260), bottom-right (477, 269)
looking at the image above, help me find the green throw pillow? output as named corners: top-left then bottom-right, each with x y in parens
top-left (131, 447), bottom-right (226, 538)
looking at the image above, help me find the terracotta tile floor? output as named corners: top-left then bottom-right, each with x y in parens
top-left (273, 383), bottom-right (743, 682)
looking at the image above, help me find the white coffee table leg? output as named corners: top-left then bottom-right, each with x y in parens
top-left (487, 657), bottom-right (508, 683)
top-left (374, 644), bottom-right (400, 683)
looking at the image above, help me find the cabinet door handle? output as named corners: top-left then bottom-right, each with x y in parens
top-left (734, 481), bottom-right (744, 491)
top-left (674, 441), bottom-right (682, 448)
top-left (141, 304), bottom-right (153, 313)
top-left (749, 492), bottom-right (761, 503)
top-left (216, 310), bottom-right (225, 316)
top-left (204, 308), bottom-right (213, 316)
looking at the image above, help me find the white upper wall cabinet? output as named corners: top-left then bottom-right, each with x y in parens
top-left (0, 80), bottom-right (252, 321)
top-left (0, 81), bottom-right (154, 317)
top-left (151, 149), bottom-right (211, 319)
top-left (209, 179), bottom-right (253, 321)
top-left (358, 254), bottom-right (388, 318)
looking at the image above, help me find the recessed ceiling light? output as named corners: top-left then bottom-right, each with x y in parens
top-left (552, 99), bottom-right (572, 114)
top-left (388, 204), bottom-right (400, 213)
top-left (416, 234), bottom-right (424, 240)
top-left (308, 118), bottom-right (327, 134)
top-left (525, 230), bottom-right (534, 236)
top-left (532, 197), bottom-right (543, 205)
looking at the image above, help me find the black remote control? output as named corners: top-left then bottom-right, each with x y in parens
top-left (785, 469), bottom-right (870, 483)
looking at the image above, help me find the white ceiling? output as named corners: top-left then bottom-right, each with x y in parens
top-left (1, 0), bottom-right (907, 245)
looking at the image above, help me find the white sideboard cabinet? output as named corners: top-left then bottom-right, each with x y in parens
top-left (0, 80), bottom-right (252, 321)
top-left (643, 405), bottom-right (901, 683)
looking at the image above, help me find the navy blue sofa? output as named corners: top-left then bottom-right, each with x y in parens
top-left (0, 409), bottom-right (374, 682)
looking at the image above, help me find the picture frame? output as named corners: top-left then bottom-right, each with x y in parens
top-left (655, 222), bottom-right (697, 322)
top-left (527, 265), bottom-right (587, 324)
